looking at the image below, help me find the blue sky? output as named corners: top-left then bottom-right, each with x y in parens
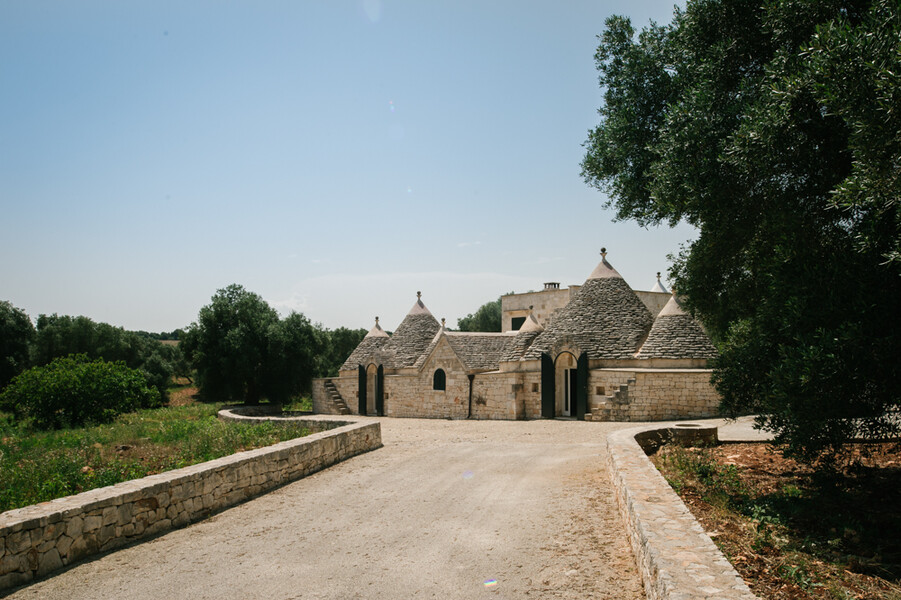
top-left (1, 0), bottom-right (692, 333)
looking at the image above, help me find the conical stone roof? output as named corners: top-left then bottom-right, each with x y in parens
top-left (381, 292), bottom-right (441, 368)
top-left (650, 272), bottom-right (669, 293)
top-left (500, 312), bottom-right (544, 362)
top-left (636, 295), bottom-right (718, 359)
top-left (341, 317), bottom-right (390, 370)
top-left (523, 253), bottom-right (654, 360)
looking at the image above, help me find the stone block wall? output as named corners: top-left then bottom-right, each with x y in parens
top-left (312, 375), bottom-right (359, 415)
top-left (518, 371), bottom-right (542, 419)
top-left (628, 370), bottom-right (720, 420)
top-left (469, 372), bottom-right (519, 420)
top-left (501, 287), bottom-right (574, 332)
top-left (607, 426), bottom-right (757, 600)
top-left (386, 342), bottom-right (469, 418)
top-left (588, 369), bottom-right (719, 422)
top-left (0, 419), bottom-right (381, 592)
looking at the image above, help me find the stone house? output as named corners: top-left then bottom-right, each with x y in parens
top-left (312, 251), bottom-right (720, 421)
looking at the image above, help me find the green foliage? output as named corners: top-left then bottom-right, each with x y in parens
top-left (0, 301), bottom-right (35, 390)
top-left (0, 355), bottom-right (158, 429)
top-left (657, 446), bottom-right (748, 509)
top-left (0, 403), bottom-right (309, 512)
top-left (582, 0), bottom-right (901, 464)
top-left (457, 296), bottom-right (503, 332)
top-left (31, 313), bottom-right (180, 405)
top-left (318, 327), bottom-right (367, 377)
top-left (181, 284), bottom-right (325, 404)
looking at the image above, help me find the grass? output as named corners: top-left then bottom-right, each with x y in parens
top-left (282, 395), bottom-right (313, 412)
top-left (0, 401), bottom-right (310, 514)
top-left (653, 443), bottom-right (901, 600)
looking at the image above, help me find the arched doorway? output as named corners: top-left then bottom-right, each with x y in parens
top-left (540, 351), bottom-right (589, 419)
top-left (555, 352), bottom-right (577, 417)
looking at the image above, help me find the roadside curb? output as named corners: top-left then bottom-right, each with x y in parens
top-left (606, 424), bottom-right (759, 600)
top-left (0, 415), bottom-right (380, 592)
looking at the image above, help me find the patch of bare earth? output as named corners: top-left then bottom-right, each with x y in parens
top-left (167, 384), bottom-right (199, 406)
top-left (653, 442), bottom-right (901, 600)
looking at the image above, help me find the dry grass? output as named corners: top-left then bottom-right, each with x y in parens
top-left (652, 442), bottom-right (901, 600)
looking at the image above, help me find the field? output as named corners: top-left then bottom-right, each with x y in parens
top-left (0, 386), bottom-right (310, 514)
top-left (653, 442), bottom-right (901, 600)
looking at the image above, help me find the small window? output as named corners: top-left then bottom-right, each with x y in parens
top-left (511, 316), bottom-right (526, 331)
top-left (532, 382), bottom-right (539, 393)
top-left (433, 369), bottom-right (446, 391)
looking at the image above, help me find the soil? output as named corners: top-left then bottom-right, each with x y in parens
top-left (657, 442), bottom-right (901, 600)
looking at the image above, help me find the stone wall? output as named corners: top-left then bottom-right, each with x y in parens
top-left (469, 372), bottom-right (519, 420)
top-left (606, 426), bottom-right (757, 600)
top-left (628, 370), bottom-right (720, 420)
top-left (586, 369), bottom-right (720, 422)
top-left (385, 340), bottom-right (469, 418)
top-left (633, 290), bottom-right (671, 318)
top-left (0, 419), bottom-right (381, 592)
top-left (312, 374), bottom-right (360, 415)
top-left (501, 287), bottom-right (575, 332)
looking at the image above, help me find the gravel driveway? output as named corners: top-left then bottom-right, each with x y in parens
top-left (7, 418), bottom-right (645, 599)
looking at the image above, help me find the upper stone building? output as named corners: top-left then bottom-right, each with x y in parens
top-left (313, 250), bottom-right (721, 421)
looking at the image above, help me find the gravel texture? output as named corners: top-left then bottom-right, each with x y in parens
top-left (6, 418), bottom-right (645, 600)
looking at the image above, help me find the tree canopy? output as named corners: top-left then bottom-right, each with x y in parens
top-left (0, 301), bottom-right (34, 389)
top-left (31, 314), bottom-right (178, 404)
top-left (457, 297), bottom-right (503, 332)
top-left (582, 0), bottom-right (901, 462)
top-left (0, 355), bottom-right (158, 430)
top-left (181, 284), bottom-right (324, 404)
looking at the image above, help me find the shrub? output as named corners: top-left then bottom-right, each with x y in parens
top-left (0, 355), bottom-right (158, 429)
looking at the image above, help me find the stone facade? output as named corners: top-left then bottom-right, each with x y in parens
top-left (318, 252), bottom-right (722, 423)
top-left (0, 418), bottom-right (381, 592)
top-left (501, 285), bottom-right (575, 332)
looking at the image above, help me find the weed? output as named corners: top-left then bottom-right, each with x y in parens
top-left (0, 403), bottom-right (309, 513)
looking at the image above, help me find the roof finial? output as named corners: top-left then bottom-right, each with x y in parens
top-left (601, 247), bottom-right (607, 259)
top-left (416, 291), bottom-right (421, 300)
top-left (656, 272), bottom-right (661, 280)
top-left (375, 316), bottom-right (380, 325)
top-left (441, 317), bottom-right (446, 327)
top-left (529, 305), bottom-right (534, 311)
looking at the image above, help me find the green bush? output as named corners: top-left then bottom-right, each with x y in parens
top-left (0, 355), bottom-right (158, 429)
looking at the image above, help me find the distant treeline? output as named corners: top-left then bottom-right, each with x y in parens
top-left (0, 302), bottom-right (189, 405)
top-left (1, 299), bottom-right (366, 404)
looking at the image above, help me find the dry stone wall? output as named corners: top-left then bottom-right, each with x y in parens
top-left (607, 426), bottom-right (758, 600)
top-left (0, 418), bottom-right (381, 592)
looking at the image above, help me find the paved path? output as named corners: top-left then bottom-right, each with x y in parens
top-left (8, 419), bottom-right (645, 600)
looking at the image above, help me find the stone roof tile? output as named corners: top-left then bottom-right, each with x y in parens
top-left (636, 296), bottom-right (717, 360)
top-left (523, 276), bottom-right (654, 360)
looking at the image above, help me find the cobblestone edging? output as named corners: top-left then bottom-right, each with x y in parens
top-left (606, 426), bottom-right (758, 600)
top-left (0, 416), bottom-right (381, 592)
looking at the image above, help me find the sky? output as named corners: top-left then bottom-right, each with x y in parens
top-left (1, 0), bottom-right (692, 333)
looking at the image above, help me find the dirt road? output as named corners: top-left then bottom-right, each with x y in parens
top-left (7, 418), bottom-right (644, 599)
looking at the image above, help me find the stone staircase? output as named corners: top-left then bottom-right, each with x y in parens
top-left (324, 380), bottom-right (351, 415)
top-left (587, 377), bottom-right (635, 421)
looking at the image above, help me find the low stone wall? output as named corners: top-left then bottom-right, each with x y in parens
top-left (0, 417), bottom-right (381, 592)
top-left (606, 425), bottom-right (757, 600)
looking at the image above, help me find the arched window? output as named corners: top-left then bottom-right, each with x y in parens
top-left (433, 368), bottom-right (446, 391)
